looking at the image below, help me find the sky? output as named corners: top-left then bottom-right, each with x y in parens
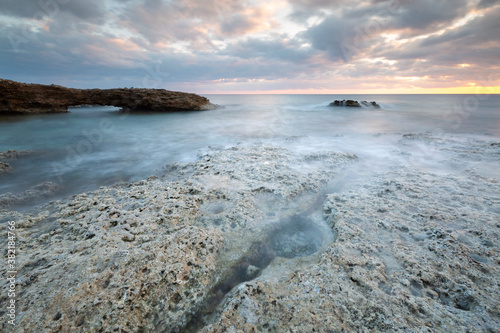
top-left (0, 0), bottom-right (499, 94)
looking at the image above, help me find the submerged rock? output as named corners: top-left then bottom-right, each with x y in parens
top-left (0, 78), bottom-right (216, 114)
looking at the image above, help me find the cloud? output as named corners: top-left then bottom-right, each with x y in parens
top-left (391, 0), bottom-right (471, 33)
top-left (0, 0), bottom-right (498, 92)
top-left (300, 15), bottom-right (361, 61)
top-left (118, 0), bottom-right (278, 48)
top-left (0, 0), bottom-right (106, 22)
top-left (477, 0), bottom-right (500, 8)
top-left (223, 36), bottom-right (312, 63)
top-left (379, 5), bottom-right (500, 68)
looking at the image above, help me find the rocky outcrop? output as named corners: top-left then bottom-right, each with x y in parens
top-left (330, 99), bottom-right (380, 108)
top-left (0, 79), bottom-right (216, 114)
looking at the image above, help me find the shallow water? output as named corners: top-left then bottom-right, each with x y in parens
top-left (1, 94), bottom-right (499, 209)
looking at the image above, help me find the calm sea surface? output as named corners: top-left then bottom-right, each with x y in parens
top-left (1, 94), bottom-right (499, 209)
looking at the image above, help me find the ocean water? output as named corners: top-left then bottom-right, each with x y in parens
top-left (1, 94), bottom-right (499, 209)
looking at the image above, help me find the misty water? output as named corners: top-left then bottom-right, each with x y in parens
top-left (1, 94), bottom-right (499, 210)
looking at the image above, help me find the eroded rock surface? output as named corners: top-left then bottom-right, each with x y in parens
top-left (1, 138), bottom-right (498, 332)
top-left (0, 79), bottom-right (216, 114)
top-left (0, 146), bottom-right (356, 332)
top-left (201, 137), bottom-right (500, 332)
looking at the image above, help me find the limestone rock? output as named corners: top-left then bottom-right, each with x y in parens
top-left (0, 146), bottom-right (356, 332)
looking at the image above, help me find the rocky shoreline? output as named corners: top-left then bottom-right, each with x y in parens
top-left (0, 136), bottom-right (499, 332)
top-left (0, 79), bottom-right (216, 114)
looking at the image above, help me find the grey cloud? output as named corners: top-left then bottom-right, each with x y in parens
top-left (477, 0), bottom-right (500, 8)
top-left (220, 13), bottom-right (259, 36)
top-left (391, 0), bottom-right (470, 32)
top-left (0, 0), bottom-right (40, 18)
top-left (119, 0), bottom-right (262, 46)
top-left (60, 0), bottom-right (106, 21)
top-left (301, 15), bottom-right (362, 61)
top-left (287, 0), bottom-right (350, 21)
top-left (222, 37), bottom-right (312, 63)
top-left (290, 0), bottom-right (471, 34)
top-left (421, 5), bottom-right (500, 47)
top-left (0, 0), bottom-right (497, 91)
top-left (384, 5), bottom-right (500, 66)
top-left (297, 0), bottom-right (478, 63)
top-left (0, 0), bottom-right (105, 22)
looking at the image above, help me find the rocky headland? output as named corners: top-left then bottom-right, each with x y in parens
top-left (0, 79), bottom-right (216, 114)
top-left (0, 136), bottom-right (499, 332)
top-left (330, 99), bottom-right (381, 108)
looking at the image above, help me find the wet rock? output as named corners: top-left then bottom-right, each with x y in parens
top-left (0, 146), bottom-right (356, 332)
top-left (201, 136), bottom-right (500, 332)
top-left (0, 162), bottom-right (12, 175)
top-left (0, 149), bottom-right (32, 160)
top-left (329, 100), bottom-right (380, 108)
top-left (329, 99), bottom-right (361, 107)
top-left (271, 216), bottom-right (324, 258)
top-left (1, 138), bottom-right (498, 332)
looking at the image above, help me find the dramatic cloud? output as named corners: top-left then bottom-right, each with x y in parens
top-left (0, 0), bottom-right (498, 92)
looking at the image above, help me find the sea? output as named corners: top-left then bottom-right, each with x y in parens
top-left (1, 94), bottom-right (499, 210)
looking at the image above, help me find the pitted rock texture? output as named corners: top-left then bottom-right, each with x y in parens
top-left (201, 137), bottom-right (500, 333)
top-left (1, 138), bottom-right (498, 332)
top-left (0, 146), bottom-right (356, 332)
top-left (0, 79), bottom-right (216, 114)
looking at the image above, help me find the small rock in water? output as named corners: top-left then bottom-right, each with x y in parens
top-left (329, 100), bottom-right (380, 108)
top-left (329, 100), bottom-right (361, 107)
top-left (0, 162), bottom-right (13, 175)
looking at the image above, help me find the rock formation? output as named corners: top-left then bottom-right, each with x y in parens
top-left (0, 79), bottom-right (216, 114)
top-left (0, 139), bottom-right (499, 332)
top-left (0, 162), bottom-right (12, 175)
top-left (329, 99), bottom-right (380, 108)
